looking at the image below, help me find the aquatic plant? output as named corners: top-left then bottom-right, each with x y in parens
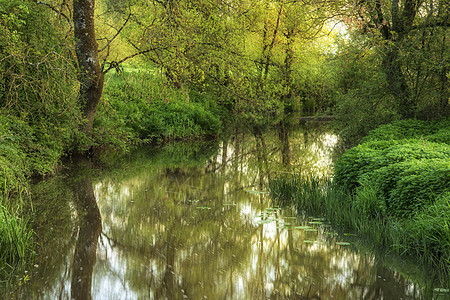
top-left (0, 202), bottom-right (33, 266)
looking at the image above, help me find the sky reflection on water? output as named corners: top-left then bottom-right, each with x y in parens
top-left (16, 124), bottom-right (427, 299)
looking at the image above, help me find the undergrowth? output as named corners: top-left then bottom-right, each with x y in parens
top-left (97, 67), bottom-right (222, 144)
top-left (269, 119), bottom-right (450, 291)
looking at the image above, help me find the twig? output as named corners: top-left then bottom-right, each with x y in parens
top-left (99, 13), bottom-right (132, 53)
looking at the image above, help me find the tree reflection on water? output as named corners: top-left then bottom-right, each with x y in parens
top-left (16, 124), bottom-right (427, 299)
top-left (71, 158), bottom-right (102, 300)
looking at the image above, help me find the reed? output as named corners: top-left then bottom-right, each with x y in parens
top-left (269, 175), bottom-right (450, 286)
top-left (0, 202), bottom-right (33, 269)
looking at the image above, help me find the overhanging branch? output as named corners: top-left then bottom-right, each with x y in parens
top-left (99, 13), bottom-right (132, 53)
top-left (36, 1), bottom-right (71, 25)
top-left (102, 47), bottom-right (170, 74)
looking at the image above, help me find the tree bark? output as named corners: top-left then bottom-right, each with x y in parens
top-left (73, 0), bottom-right (104, 134)
top-left (382, 48), bottom-right (413, 118)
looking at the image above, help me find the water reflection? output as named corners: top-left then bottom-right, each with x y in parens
top-left (16, 125), bottom-right (433, 299)
top-left (71, 158), bottom-right (102, 300)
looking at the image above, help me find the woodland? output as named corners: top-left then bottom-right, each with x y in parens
top-left (0, 0), bottom-right (449, 291)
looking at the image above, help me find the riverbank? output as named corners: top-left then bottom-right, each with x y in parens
top-left (0, 65), bottom-right (227, 267)
top-left (95, 67), bottom-right (223, 146)
top-left (269, 119), bottom-right (450, 290)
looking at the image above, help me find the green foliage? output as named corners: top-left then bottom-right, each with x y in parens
top-left (271, 119), bottom-right (450, 279)
top-left (0, 0), bottom-right (83, 163)
top-left (361, 159), bottom-right (449, 218)
top-left (326, 33), bottom-right (401, 145)
top-left (269, 175), bottom-right (450, 281)
top-left (361, 119), bottom-right (450, 144)
top-left (268, 175), bottom-right (326, 215)
top-left (101, 0), bottom-right (337, 128)
top-left (329, 13), bottom-right (449, 143)
top-left (97, 68), bottom-right (222, 142)
top-left (395, 192), bottom-right (450, 271)
top-left (334, 119), bottom-right (449, 218)
top-left (0, 201), bottom-right (33, 267)
top-left (0, 0), bottom-right (83, 271)
top-left (334, 138), bottom-right (449, 191)
top-left (353, 182), bottom-right (386, 220)
top-left (0, 115), bottom-right (61, 194)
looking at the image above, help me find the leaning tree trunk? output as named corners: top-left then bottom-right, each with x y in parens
top-left (73, 0), bottom-right (104, 134)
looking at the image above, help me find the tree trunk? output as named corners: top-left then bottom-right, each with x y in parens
top-left (382, 48), bottom-right (413, 118)
top-left (73, 0), bottom-right (104, 134)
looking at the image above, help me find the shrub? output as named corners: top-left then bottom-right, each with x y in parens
top-left (362, 159), bottom-right (449, 218)
top-left (361, 118), bottom-right (450, 144)
top-left (333, 139), bottom-right (449, 191)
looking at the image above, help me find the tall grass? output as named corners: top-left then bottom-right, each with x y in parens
top-left (268, 175), bottom-right (327, 216)
top-left (0, 201), bottom-right (33, 268)
top-left (269, 175), bottom-right (450, 287)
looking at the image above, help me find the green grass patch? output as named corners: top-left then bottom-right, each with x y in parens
top-left (97, 67), bottom-right (222, 144)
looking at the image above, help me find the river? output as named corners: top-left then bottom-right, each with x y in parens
top-left (10, 123), bottom-right (434, 299)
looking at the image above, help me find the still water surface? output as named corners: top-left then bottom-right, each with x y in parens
top-left (16, 124), bottom-right (430, 299)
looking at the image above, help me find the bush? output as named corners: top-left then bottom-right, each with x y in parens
top-left (362, 159), bottom-right (449, 218)
top-left (329, 119), bottom-right (449, 273)
top-left (361, 119), bottom-right (450, 144)
top-left (334, 119), bottom-right (449, 218)
top-left (333, 139), bottom-right (449, 191)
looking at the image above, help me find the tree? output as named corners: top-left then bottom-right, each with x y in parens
top-left (348, 0), bottom-right (449, 118)
top-left (73, 0), bottom-right (104, 134)
top-left (100, 0), bottom-right (336, 125)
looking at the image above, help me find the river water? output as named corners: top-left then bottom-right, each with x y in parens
top-left (10, 124), bottom-right (435, 299)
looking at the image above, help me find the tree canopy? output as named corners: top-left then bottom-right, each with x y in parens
top-left (0, 0), bottom-right (448, 149)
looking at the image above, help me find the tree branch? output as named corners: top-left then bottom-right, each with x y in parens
top-left (99, 13), bottom-right (132, 53)
top-left (102, 47), bottom-right (170, 74)
top-left (35, 1), bottom-right (71, 25)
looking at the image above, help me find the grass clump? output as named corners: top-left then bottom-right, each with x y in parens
top-left (393, 192), bottom-right (450, 271)
top-left (0, 201), bottom-right (33, 267)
